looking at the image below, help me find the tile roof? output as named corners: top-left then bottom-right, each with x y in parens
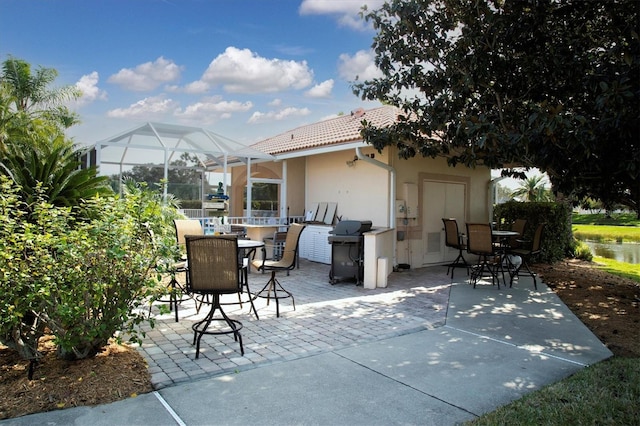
top-left (250, 105), bottom-right (401, 155)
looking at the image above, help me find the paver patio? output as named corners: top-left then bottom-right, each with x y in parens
top-left (141, 260), bottom-right (452, 389)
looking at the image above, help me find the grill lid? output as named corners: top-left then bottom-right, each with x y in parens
top-left (331, 220), bottom-right (372, 236)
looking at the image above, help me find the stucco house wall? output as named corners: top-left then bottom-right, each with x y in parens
top-left (285, 157), bottom-right (306, 217)
top-left (273, 144), bottom-right (491, 269)
top-left (305, 147), bottom-right (388, 225)
top-left (234, 105), bottom-right (491, 271)
top-left (391, 153), bottom-right (490, 267)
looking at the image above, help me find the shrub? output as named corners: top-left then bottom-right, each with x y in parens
top-left (179, 199), bottom-right (201, 209)
top-left (571, 240), bottom-right (594, 261)
top-left (0, 176), bottom-right (180, 364)
top-left (494, 201), bottom-right (573, 262)
top-left (0, 138), bottom-right (112, 210)
top-left (0, 180), bottom-right (56, 361)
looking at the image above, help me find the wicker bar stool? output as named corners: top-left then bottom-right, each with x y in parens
top-left (185, 235), bottom-right (244, 358)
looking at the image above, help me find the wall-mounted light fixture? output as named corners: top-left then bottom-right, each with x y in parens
top-left (346, 153), bottom-right (375, 167)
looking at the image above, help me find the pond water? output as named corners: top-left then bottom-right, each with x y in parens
top-left (580, 239), bottom-right (640, 264)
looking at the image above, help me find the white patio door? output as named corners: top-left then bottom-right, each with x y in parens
top-left (422, 180), bottom-right (466, 265)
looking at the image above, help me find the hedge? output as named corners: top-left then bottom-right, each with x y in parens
top-left (493, 201), bottom-right (573, 263)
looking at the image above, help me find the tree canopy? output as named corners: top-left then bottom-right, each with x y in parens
top-left (115, 152), bottom-right (211, 201)
top-left (354, 0), bottom-right (639, 216)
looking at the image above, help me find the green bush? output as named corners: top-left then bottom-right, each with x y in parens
top-left (571, 240), bottom-right (594, 261)
top-left (494, 201), bottom-right (573, 262)
top-left (0, 176), bottom-right (180, 362)
top-left (0, 181), bottom-right (55, 361)
top-left (179, 199), bottom-right (201, 209)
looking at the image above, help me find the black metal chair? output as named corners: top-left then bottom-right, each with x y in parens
top-left (466, 222), bottom-right (502, 288)
top-left (251, 223), bottom-right (306, 317)
top-left (185, 235), bottom-right (244, 358)
top-left (509, 223), bottom-right (545, 290)
top-left (442, 218), bottom-right (470, 279)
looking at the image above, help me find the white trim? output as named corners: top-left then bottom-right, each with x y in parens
top-left (273, 141), bottom-right (369, 160)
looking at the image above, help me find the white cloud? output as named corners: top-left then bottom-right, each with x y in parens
top-left (166, 80), bottom-right (210, 94)
top-left (106, 95), bottom-right (179, 119)
top-left (305, 79), bottom-right (334, 98)
top-left (319, 112), bottom-right (341, 121)
top-left (299, 0), bottom-right (385, 30)
top-left (182, 80), bottom-right (211, 94)
top-left (73, 71), bottom-right (107, 107)
top-left (107, 57), bottom-right (182, 91)
top-left (269, 98), bottom-right (282, 107)
top-left (174, 98), bottom-right (253, 124)
top-left (200, 47), bottom-right (314, 93)
top-left (248, 107), bottom-right (311, 124)
top-left (338, 50), bottom-right (382, 82)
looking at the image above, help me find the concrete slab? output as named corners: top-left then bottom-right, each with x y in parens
top-left (159, 352), bottom-right (475, 425)
top-left (336, 328), bottom-right (585, 417)
top-left (446, 279), bottom-right (613, 365)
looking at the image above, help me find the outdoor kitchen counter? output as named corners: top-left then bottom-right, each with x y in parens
top-left (241, 224), bottom-right (282, 242)
top-left (361, 227), bottom-right (395, 289)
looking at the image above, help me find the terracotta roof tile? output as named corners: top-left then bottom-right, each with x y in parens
top-left (250, 105), bottom-right (400, 155)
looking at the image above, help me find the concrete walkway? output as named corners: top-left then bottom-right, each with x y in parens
top-left (1, 261), bottom-right (612, 425)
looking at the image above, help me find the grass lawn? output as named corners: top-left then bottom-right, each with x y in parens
top-left (573, 224), bottom-right (640, 243)
top-left (592, 256), bottom-right (640, 282)
top-left (468, 357), bottom-right (640, 425)
top-left (572, 212), bottom-right (640, 226)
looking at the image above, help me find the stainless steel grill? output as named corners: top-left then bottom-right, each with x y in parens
top-left (328, 220), bottom-right (372, 285)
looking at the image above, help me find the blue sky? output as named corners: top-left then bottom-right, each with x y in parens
top-left (1, 0), bottom-right (386, 146)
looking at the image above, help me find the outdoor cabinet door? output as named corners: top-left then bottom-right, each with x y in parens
top-left (422, 180), bottom-right (466, 265)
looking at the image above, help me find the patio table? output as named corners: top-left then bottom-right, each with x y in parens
top-left (491, 230), bottom-right (520, 282)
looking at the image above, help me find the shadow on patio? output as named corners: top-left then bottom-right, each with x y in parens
top-left (140, 260), bottom-right (453, 389)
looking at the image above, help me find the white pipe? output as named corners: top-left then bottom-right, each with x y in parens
top-left (281, 160), bottom-right (287, 221)
top-left (246, 158), bottom-right (252, 218)
top-left (355, 147), bottom-right (397, 267)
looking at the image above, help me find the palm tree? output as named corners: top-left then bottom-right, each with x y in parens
top-left (511, 175), bottom-right (553, 202)
top-left (0, 57), bottom-right (81, 151)
top-left (1, 57), bottom-right (80, 115)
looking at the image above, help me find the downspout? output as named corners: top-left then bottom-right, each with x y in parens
top-left (246, 157), bottom-right (252, 218)
top-left (355, 147), bottom-right (397, 267)
top-left (281, 160), bottom-right (288, 222)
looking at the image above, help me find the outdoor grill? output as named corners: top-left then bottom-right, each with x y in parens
top-left (328, 220), bottom-right (372, 285)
